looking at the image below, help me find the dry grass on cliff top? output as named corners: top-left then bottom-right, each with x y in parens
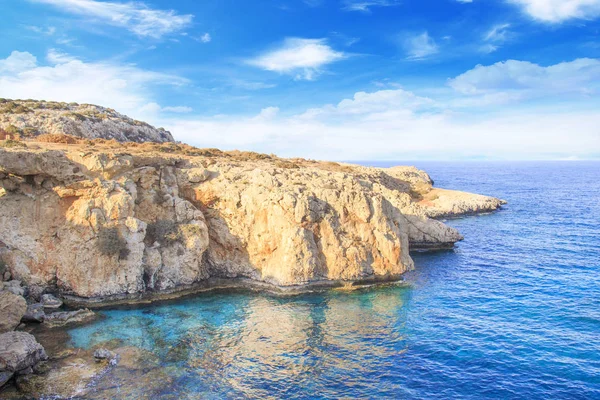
top-left (13, 133), bottom-right (358, 173)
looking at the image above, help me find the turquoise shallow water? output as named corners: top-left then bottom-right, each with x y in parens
top-left (67, 161), bottom-right (600, 399)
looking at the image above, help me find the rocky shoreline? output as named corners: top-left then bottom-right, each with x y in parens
top-left (0, 102), bottom-right (505, 397)
top-left (0, 139), bottom-right (504, 302)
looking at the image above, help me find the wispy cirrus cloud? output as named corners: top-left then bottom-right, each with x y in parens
top-left (341, 0), bottom-right (400, 12)
top-left (30, 0), bottom-right (193, 38)
top-left (480, 23), bottom-right (511, 53)
top-left (401, 32), bottom-right (439, 60)
top-left (25, 25), bottom-right (57, 36)
top-left (246, 38), bottom-right (346, 80)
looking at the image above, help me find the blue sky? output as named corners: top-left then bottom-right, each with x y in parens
top-left (1, 0), bottom-right (599, 160)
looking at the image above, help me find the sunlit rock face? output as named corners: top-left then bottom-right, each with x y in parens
top-left (0, 99), bottom-right (173, 143)
top-left (0, 140), bottom-right (504, 300)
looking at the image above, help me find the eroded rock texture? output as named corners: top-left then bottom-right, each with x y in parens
top-left (0, 141), bottom-right (504, 300)
top-left (0, 99), bottom-right (173, 143)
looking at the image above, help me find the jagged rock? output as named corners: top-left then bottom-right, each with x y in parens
top-left (93, 348), bottom-right (119, 365)
top-left (41, 294), bottom-right (62, 309)
top-left (22, 303), bottom-right (45, 323)
top-left (3, 280), bottom-right (24, 297)
top-left (0, 99), bottom-right (173, 143)
top-left (26, 285), bottom-right (45, 302)
top-left (43, 309), bottom-right (96, 328)
top-left (0, 371), bottom-right (13, 387)
top-left (0, 290), bottom-right (27, 333)
top-left (0, 331), bottom-right (47, 386)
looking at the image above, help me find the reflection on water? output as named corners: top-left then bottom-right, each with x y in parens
top-left (68, 287), bottom-right (412, 398)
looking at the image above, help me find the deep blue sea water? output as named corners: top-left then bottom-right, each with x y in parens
top-left (67, 161), bottom-right (600, 399)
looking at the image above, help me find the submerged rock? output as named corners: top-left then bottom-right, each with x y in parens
top-left (43, 308), bottom-right (96, 328)
top-left (0, 291), bottom-right (27, 333)
top-left (15, 354), bottom-right (106, 398)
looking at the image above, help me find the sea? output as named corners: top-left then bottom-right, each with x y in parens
top-left (65, 161), bottom-right (600, 399)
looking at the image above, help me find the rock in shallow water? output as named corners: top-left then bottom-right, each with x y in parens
top-left (94, 348), bottom-right (119, 365)
top-left (43, 308), bottom-right (96, 328)
top-left (0, 291), bottom-right (27, 333)
top-left (0, 331), bottom-right (47, 386)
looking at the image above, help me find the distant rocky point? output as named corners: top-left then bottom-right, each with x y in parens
top-left (0, 99), bottom-right (173, 143)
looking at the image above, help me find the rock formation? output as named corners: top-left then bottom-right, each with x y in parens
top-left (0, 99), bottom-right (173, 143)
top-left (0, 136), bottom-right (505, 303)
top-left (0, 290), bottom-right (26, 333)
top-left (0, 331), bottom-right (48, 386)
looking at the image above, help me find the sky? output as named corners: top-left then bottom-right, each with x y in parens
top-left (0, 0), bottom-right (599, 160)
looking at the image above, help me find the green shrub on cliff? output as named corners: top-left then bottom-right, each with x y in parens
top-left (5, 125), bottom-right (20, 135)
top-left (97, 227), bottom-right (129, 259)
top-left (0, 139), bottom-right (27, 148)
top-left (146, 220), bottom-right (181, 246)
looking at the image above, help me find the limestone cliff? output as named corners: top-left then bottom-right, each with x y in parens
top-left (0, 138), bottom-right (504, 302)
top-left (0, 99), bottom-right (173, 143)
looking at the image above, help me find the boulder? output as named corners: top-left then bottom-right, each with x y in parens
top-left (22, 303), bottom-right (45, 323)
top-left (3, 280), bottom-right (24, 297)
top-left (0, 290), bottom-right (27, 333)
top-left (0, 331), bottom-right (47, 386)
top-left (27, 285), bottom-right (45, 302)
top-left (0, 371), bottom-right (13, 387)
top-left (41, 294), bottom-right (63, 309)
top-left (94, 348), bottom-right (119, 365)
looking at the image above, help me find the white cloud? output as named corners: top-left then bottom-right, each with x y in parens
top-left (199, 33), bottom-right (211, 43)
top-left (247, 38), bottom-right (346, 80)
top-left (402, 32), bottom-right (439, 60)
top-left (30, 0), bottom-right (193, 38)
top-left (163, 106), bottom-right (193, 113)
top-left (341, 0), bottom-right (400, 12)
top-left (46, 49), bottom-right (77, 64)
top-left (163, 103), bottom-right (600, 161)
top-left (26, 25), bottom-right (57, 36)
top-left (508, 0), bottom-right (600, 22)
top-left (298, 89), bottom-right (435, 120)
top-left (140, 103), bottom-right (192, 114)
top-left (0, 50), bottom-right (188, 120)
top-left (0, 51), bottom-right (37, 73)
top-left (253, 106), bottom-right (280, 120)
top-left (157, 58), bottom-right (600, 160)
top-left (479, 44), bottom-right (499, 54)
top-left (2, 49), bottom-right (598, 160)
top-left (448, 58), bottom-right (600, 96)
top-left (229, 80), bottom-right (276, 90)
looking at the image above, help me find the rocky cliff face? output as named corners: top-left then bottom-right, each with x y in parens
top-left (0, 99), bottom-right (173, 143)
top-left (0, 138), bottom-right (505, 303)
